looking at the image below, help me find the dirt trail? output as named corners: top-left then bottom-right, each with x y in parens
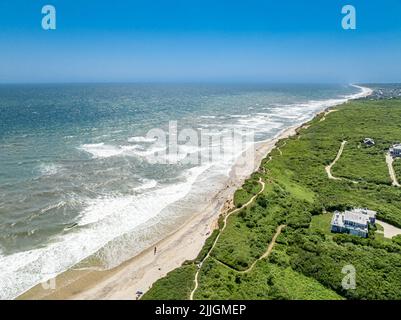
top-left (325, 141), bottom-right (347, 180)
top-left (189, 178), bottom-right (265, 300)
top-left (319, 109), bottom-right (338, 122)
top-left (385, 154), bottom-right (400, 187)
top-left (277, 142), bottom-right (286, 156)
top-left (213, 224), bottom-right (285, 274)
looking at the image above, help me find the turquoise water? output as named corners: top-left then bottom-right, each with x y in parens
top-left (0, 83), bottom-right (366, 298)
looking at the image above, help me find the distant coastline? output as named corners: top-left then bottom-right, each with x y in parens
top-left (18, 84), bottom-right (372, 300)
top-left (143, 86), bottom-right (401, 300)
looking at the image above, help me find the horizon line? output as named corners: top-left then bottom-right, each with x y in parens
top-left (0, 81), bottom-right (398, 86)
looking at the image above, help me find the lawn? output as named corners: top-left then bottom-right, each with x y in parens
top-left (310, 213), bottom-right (333, 236)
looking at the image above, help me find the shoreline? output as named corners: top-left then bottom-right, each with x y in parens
top-left (19, 123), bottom-right (297, 300)
top-left (18, 85), bottom-right (372, 300)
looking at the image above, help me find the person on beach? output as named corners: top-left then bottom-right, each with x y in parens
top-left (154, 246), bottom-right (157, 255)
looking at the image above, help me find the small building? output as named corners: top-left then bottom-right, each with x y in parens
top-left (390, 144), bottom-right (401, 158)
top-left (363, 138), bottom-right (375, 146)
top-left (331, 208), bottom-right (376, 238)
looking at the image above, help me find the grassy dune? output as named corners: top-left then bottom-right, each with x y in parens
top-left (332, 141), bottom-right (391, 184)
top-left (194, 257), bottom-right (342, 300)
top-left (144, 99), bottom-right (401, 300)
top-left (233, 177), bottom-right (263, 207)
top-left (141, 264), bottom-right (197, 300)
top-left (393, 158), bottom-right (401, 183)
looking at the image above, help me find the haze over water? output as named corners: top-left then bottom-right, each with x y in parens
top-left (0, 83), bottom-right (364, 299)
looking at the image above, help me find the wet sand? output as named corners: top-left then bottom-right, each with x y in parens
top-left (19, 123), bottom-right (301, 300)
top-left (19, 85), bottom-right (372, 300)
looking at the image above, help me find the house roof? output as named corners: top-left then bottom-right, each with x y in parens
top-left (331, 212), bottom-right (344, 227)
top-left (363, 138), bottom-right (374, 142)
top-left (344, 211), bottom-right (369, 226)
top-left (391, 144), bottom-right (401, 150)
top-left (352, 208), bottom-right (376, 219)
top-left (331, 208), bottom-right (375, 228)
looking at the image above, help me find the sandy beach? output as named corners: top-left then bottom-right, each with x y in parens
top-left (19, 123), bottom-right (300, 300)
top-left (18, 86), bottom-right (372, 300)
top-left (3, 0), bottom-right (398, 303)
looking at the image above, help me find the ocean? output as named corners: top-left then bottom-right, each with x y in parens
top-left (0, 83), bottom-right (369, 299)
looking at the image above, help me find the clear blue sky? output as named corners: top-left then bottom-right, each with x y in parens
top-left (1, 0), bottom-right (401, 83)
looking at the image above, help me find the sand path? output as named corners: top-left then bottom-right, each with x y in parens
top-left (19, 86), bottom-right (373, 301)
top-left (319, 109), bottom-right (338, 122)
top-left (21, 124), bottom-right (297, 301)
top-left (325, 141), bottom-right (347, 180)
top-left (212, 224), bottom-right (285, 274)
top-left (189, 178), bottom-right (265, 300)
top-left (385, 154), bottom-right (400, 187)
top-left (277, 142), bottom-right (286, 156)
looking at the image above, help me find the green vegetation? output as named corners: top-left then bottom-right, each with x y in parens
top-left (190, 229), bottom-right (220, 264)
top-left (194, 257), bottom-right (342, 300)
top-left (286, 232), bottom-right (401, 299)
top-left (375, 222), bottom-right (384, 231)
top-left (333, 141), bottom-right (391, 184)
top-left (309, 213), bottom-right (333, 236)
top-left (393, 158), bottom-right (401, 182)
top-left (233, 177), bottom-right (262, 207)
top-left (141, 264), bottom-right (197, 300)
top-left (211, 192), bottom-right (281, 270)
top-left (144, 99), bottom-right (401, 300)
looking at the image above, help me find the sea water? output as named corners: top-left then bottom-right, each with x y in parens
top-left (0, 83), bottom-right (369, 299)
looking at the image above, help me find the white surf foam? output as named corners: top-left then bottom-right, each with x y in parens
top-left (0, 165), bottom-right (211, 299)
top-left (1, 84), bottom-right (372, 300)
top-left (38, 163), bottom-right (61, 176)
top-left (128, 136), bottom-right (158, 143)
top-left (200, 115), bottom-right (216, 119)
top-left (78, 143), bottom-right (143, 159)
top-left (132, 179), bottom-right (158, 192)
top-left (78, 143), bottom-right (123, 158)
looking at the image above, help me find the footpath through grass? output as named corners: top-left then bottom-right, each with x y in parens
top-left (144, 98), bottom-right (401, 300)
